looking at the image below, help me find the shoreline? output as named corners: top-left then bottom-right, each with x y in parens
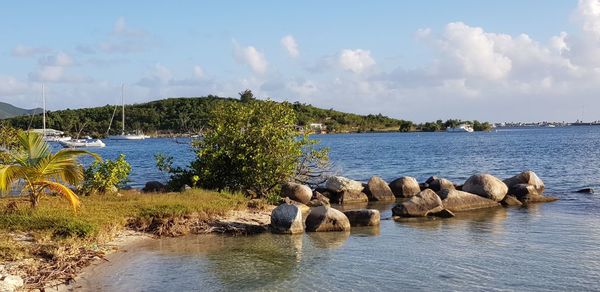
top-left (2, 204), bottom-right (274, 291)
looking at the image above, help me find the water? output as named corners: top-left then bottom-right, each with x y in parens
top-left (78, 127), bottom-right (600, 291)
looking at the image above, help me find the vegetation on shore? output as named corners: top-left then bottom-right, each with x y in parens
top-left (3, 90), bottom-right (492, 136)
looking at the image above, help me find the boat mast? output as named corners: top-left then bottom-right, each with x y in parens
top-left (42, 83), bottom-right (46, 137)
top-left (121, 83), bottom-right (125, 135)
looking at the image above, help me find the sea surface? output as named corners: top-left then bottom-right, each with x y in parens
top-left (74, 126), bottom-right (600, 291)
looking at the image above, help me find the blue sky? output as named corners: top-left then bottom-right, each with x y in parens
top-left (1, 0), bottom-right (598, 122)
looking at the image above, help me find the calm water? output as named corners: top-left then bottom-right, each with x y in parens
top-left (79, 127), bottom-right (600, 291)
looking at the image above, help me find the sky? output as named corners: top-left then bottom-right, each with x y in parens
top-left (1, 0), bottom-right (599, 122)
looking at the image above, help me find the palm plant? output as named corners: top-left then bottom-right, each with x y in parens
top-left (0, 132), bottom-right (99, 209)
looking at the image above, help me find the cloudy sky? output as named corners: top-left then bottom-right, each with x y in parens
top-left (1, 0), bottom-right (600, 122)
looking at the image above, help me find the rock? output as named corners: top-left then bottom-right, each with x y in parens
top-left (0, 275), bottom-right (24, 292)
top-left (391, 189), bottom-right (444, 217)
top-left (343, 209), bottom-right (381, 227)
top-left (427, 177), bottom-right (456, 192)
top-left (325, 176), bottom-right (364, 193)
top-left (270, 203), bottom-right (304, 234)
top-left (305, 206), bottom-right (351, 232)
top-left (575, 188), bottom-right (594, 194)
top-left (501, 195), bottom-right (523, 207)
top-left (503, 171), bottom-right (545, 194)
top-left (429, 209), bottom-right (455, 218)
top-left (462, 174), bottom-right (508, 202)
top-left (311, 191), bottom-right (331, 205)
top-left (281, 182), bottom-right (313, 204)
top-left (527, 194), bottom-right (559, 203)
top-left (364, 176), bottom-right (395, 201)
top-left (180, 184), bottom-right (192, 192)
top-left (419, 183), bottom-right (429, 191)
top-left (335, 190), bottom-right (369, 204)
top-left (438, 189), bottom-right (500, 212)
top-left (307, 199), bottom-right (329, 207)
top-left (507, 183), bottom-right (540, 202)
top-left (142, 181), bottom-right (166, 193)
top-left (389, 176), bottom-right (421, 198)
top-left (281, 198), bottom-right (310, 215)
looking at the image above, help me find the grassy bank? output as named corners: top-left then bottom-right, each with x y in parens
top-left (0, 189), bottom-right (247, 262)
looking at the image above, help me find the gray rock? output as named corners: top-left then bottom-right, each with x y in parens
top-left (180, 184), bottom-right (192, 192)
top-left (501, 195), bottom-right (523, 207)
top-left (364, 176), bottom-right (395, 201)
top-left (508, 183), bottom-right (540, 202)
top-left (0, 275), bottom-right (24, 292)
top-left (391, 189), bottom-right (444, 217)
top-left (462, 174), bottom-right (508, 202)
top-left (270, 203), bottom-right (304, 234)
top-left (503, 171), bottom-right (545, 194)
top-left (429, 209), bottom-right (455, 218)
top-left (281, 182), bottom-right (313, 204)
top-left (325, 176), bottom-right (364, 193)
top-left (575, 188), bottom-right (594, 194)
top-left (142, 181), bottom-right (166, 193)
top-left (389, 176), bottom-right (421, 198)
top-left (335, 190), bottom-right (369, 204)
top-left (438, 189), bottom-right (500, 212)
top-left (427, 177), bottom-right (456, 192)
top-left (305, 206), bottom-right (351, 232)
top-left (343, 209), bottom-right (381, 226)
top-left (311, 191), bottom-right (330, 205)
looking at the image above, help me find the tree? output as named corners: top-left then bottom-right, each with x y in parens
top-left (0, 123), bottom-right (22, 164)
top-left (190, 100), bottom-right (329, 197)
top-left (0, 132), bottom-right (99, 209)
top-left (239, 89), bottom-right (255, 103)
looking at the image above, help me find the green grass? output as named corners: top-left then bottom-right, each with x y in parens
top-left (0, 189), bottom-right (247, 243)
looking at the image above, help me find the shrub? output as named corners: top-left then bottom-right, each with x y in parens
top-left (190, 99), bottom-right (329, 198)
top-left (81, 154), bottom-right (131, 195)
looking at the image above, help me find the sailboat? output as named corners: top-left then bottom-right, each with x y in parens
top-left (34, 84), bottom-right (72, 142)
top-left (108, 84), bottom-right (147, 140)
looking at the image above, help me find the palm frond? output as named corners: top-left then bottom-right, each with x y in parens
top-left (36, 180), bottom-right (81, 211)
top-left (0, 165), bottom-right (26, 192)
top-left (18, 132), bottom-right (50, 160)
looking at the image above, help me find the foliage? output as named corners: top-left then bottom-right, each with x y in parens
top-left (0, 132), bottom-right (99, 209)
top-left (80, 154), bottom-right (131, 195)
top-left (0, 122), bottom-right (23, 164)
top-left (239, 89), bottom-right (255, 103)
top-left (190, 100), bottom-right (329, 197)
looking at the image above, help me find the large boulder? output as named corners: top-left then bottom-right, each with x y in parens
top-left (307, 191), bottom-right (331, 207)
top-left (270, 203), bottom-right (304, 234)
top-left (331, 190), bottom-right (369, 204)
top-left (462, 174), bottom-right (508, 202)
top-left (438, 189), bottom-right (500, 212)
top-left (305, 206), bottom-right (351, 232)
top-left (391, 189), bottom-right (444, 217)
top-left (343, 209), bottom-right (381, 227)
top-left (364, 176), bottom-right (395, 201)
top-left (507, 183), bottom-right (539, 202)
top-left (325, 176), bottom-right (364, 193)
top-left (142, 181), bottom-right (166, 193)
top-left (425, 176), bottom-right (456, 192)
top-left (281, 182), bottom-right (312, 204)
top-left (503, 171), bottom-right (545, 194)
top-left (389, 176), bottom-right (420, 198)
top-left (501, 195), bottom-right (523, 207)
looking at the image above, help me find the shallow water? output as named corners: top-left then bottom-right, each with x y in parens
top-left (77, 127), bottom-right (600, 291)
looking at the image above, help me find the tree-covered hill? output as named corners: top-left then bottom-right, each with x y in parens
top-left (3, 92), bottom-right (491, 136)
top-left (0, 102), bottom-right (41, 119)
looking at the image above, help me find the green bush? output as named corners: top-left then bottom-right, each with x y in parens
top-left (188, 99), bottom-right (329, 198)
top-left (80, 154), bottom-right (131, 195)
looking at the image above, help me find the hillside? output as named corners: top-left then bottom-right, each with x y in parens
top-left (4, 95), bottom-right (411, 136)
top-left (0, 102), bottom-right (42, 119)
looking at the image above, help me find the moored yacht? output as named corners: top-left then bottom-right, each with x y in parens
top-left (108, 84), bottom-right (147, 140)
top-left (446, 124), bottom-right (474, 132)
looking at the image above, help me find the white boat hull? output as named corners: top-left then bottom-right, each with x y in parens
top-left (44, 136), bottom-right (72, 142)
top-left (446, 124), bottom-right (474, 133)
top-left (108, 134), bottom-right (147, 140)
top-left (59, 139), bottom-right (106, 148)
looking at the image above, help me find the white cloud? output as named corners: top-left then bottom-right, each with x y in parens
top-left (11, 44), bottom-right (51, 57)
top-left (193, 65), bottom-right (205, 79)
top-left (38, 52), bottom-right (74, 67)
top-left (233, 41), bottom-right (268, 74)
top-left (0, 75), bottom-right (28, 96)
top-left (339, 49), bottom-right (375, 73)
top-left (281, 35), bottom-right (299, 58)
